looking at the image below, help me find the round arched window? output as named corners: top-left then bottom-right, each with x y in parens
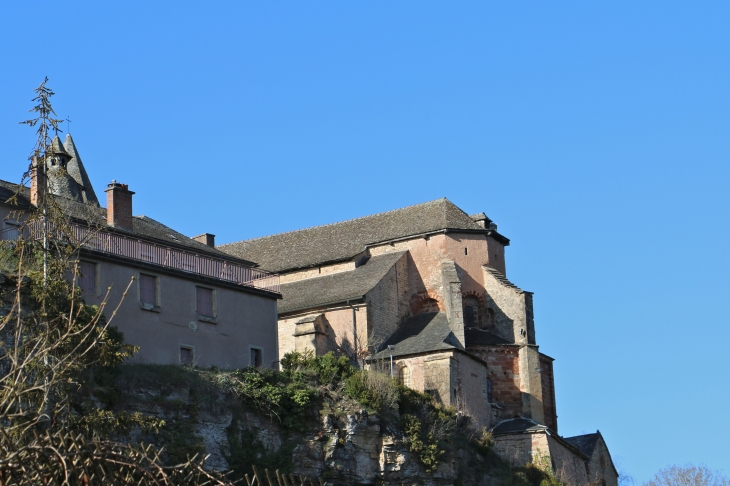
top-left (399, 366), bottom-right (411, 388)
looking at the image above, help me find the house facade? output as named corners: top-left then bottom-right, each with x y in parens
top-left (220, 199), bottom-right (618, 484)
top-left (1, 134), bottom-right (280, 369)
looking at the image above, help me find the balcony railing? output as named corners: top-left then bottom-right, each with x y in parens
top-left (0, 221), bottom-right (280, 294)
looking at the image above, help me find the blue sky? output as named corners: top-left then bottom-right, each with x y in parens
top-left (1, 1), bottom-right (728, 481)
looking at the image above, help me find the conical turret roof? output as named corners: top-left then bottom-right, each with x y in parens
top-left (49, 134), bottom-right (71, 158)
top-left (63, 134), bottom-right (100, 206)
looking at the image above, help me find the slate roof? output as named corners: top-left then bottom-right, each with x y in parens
top-left (371, 312), bottom-right (460, 359)
top-left (279, 251), bottom-right (406, 314)
top-left (563, 433), bottom-right (600, 458)
top-left (0, 179), bottom-right (253, 264)
top-left (0, 180), bottom-right (30, 209)
top-left (465, 328), bottom-right (513, 346)
top-left (64, 134), bottom-right (100, 206)
top-left (219, 198), bottom-right (509, 273)
top-left (492, 418), bottom-right (547, 435)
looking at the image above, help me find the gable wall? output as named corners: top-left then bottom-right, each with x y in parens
top-left (364, 254), bottom-right (409, 349)
top-left (586, 437), bottom-right (619, 486)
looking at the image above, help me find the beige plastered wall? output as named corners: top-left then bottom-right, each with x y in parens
top-left (78, 256), bottom-right (278, 369)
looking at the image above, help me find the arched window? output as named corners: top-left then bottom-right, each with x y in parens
top-left (399, 366), bottom-right (411, 388)
top-left (464, 306), bottom-right (475, 328)
top-left (463, 296), bottom-right (480, 328)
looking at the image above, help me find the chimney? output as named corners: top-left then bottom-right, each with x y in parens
top-left (192, 233), bottom-right (215, 247)
top-left (104, 181), bottom-right (135, 231)
top-left (30, 156), bottom-right (46, 207)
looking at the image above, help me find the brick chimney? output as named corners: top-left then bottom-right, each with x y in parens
top-left (30, 156), bottom-right (46, 207)
top-left (192, 233), bottom-right (215, 247)
top-left (104, 181), bottom-right (135, 230)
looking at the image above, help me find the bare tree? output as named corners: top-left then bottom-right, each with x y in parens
top-left (644, 465), bottom-right (730, 486)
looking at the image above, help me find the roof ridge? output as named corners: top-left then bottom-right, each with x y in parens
top-left (219, 198), bottom-right (452, 247)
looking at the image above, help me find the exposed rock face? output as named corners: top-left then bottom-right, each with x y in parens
top-left (114, 374), bottom-right (494, 486)
top-left (292, 411), bottom-right (461, 486)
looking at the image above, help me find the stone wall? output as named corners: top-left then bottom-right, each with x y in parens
top-left (586, 435), bottom-right (619, 486)
top-left (454, 353), bottom-right (491, 429)
top-left (539, 353), bottom-right (557, 432)
top-left (467, 345), bottom-right (522, 422)
top-left (365, 253), bottom-right (409, 349)
top-left (278, 304), bottom-right (368, 361)
top-left (481, 266), bottom-right (534, 345)
top-left (545, 435), bottom-right (590, 486)
top-left (492, 432), bottom-right (591, 486)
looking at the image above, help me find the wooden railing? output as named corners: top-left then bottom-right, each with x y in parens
top-left (2, 221), bottom-right (280, 294)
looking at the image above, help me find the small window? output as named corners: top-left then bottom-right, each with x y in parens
top-left (140, 273), bottom-right (157, 306)
top-left (250, 347), bottom-right (263, 368)
top-left (3, 221), bottom-right (21, 241)
top-left (486, 377), bottom-right (493, 402)
top-left (399, 366), bottom-right (411, 388)
top-left (464, 306), bottom-right (475, 328)
top-left (180, 346), bottom-right (193, 365)
top-left (196, 287), bottom-right (214, 317)
top-left (78, 261), bottom-right (96, 292)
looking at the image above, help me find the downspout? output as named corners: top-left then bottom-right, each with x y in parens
top-left (347, 300), bottom-right (359, 368)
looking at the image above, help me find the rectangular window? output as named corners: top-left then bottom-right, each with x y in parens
top-left (3, 221), bottom-right (20, 241)
top-left (180, 346), bottom-right (193, 365)
top-left (196, 287), bottom-right (214, 317)
top-left (140, 274), bottom-right (157, 306)
top-left (250, 347), bottom-right (263, 368)
top-left (78, 261), bottom-right (96, 292)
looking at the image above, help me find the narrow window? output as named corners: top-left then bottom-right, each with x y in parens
top-left (140, 274), bottom-right (157, 306)
top-left (196, 287), bottom-right (214, 317)
top-left (399, 366), bottom-right (411, 388)
top-left (250, 347), bottom-right (263, 367)
top-left (78, 260), bottom-right (96, 292)
top-left (180, 346), bottom-right (193, 365)
top-left (464, 306), bottom-right (475, 328)
top-left (486, 377), bottom-right (493, 402)
top-left (464, 247), bottom-right (468, 255)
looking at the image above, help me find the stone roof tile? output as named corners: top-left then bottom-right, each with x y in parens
top-left (371, 312), bottom-right (458, 359)
top-left (279, 251), bottom-right (406, 314)
top-left (219, 198), bottom-right (506, 273)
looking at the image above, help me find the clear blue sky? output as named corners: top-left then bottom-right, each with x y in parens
top-left (1, 1), bottom-right (728, 481)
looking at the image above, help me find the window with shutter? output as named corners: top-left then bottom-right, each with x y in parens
top-left (78, 261), bottom-right (96, 292)
top-left (140, 274), bottom-right (157, 306)
top-left (196, 287), bottom-right (214, 317)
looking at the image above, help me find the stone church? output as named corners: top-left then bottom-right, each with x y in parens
top-left (220, 199), bottom-right (619, 485)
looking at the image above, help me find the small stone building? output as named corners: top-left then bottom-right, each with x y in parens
top-left (220, 199), bottom-right (618, 483)
top-left (1, 134), bottom-right (281, 369)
